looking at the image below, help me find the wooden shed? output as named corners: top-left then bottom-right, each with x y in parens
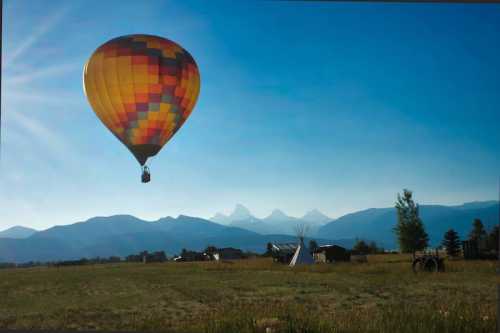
top-left (215, 247), bottom-right (244, 260)
top-left (313, 245), bottom-right (350, 263)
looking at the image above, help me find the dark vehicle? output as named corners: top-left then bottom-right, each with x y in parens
top-left (412, 250), bottom-right (445, 273)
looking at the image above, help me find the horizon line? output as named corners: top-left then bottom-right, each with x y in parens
top-left (1, 198), bottom-right (498, 232)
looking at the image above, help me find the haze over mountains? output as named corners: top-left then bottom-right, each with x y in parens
top-left (210, 204), bottom-right (331, 235)
top-left (210, 202), bottom-right (499, 249)
top-left (0, 226), bottom-right (37, 239)
top-left (0, 214), bottom-right (349, 263)
top-left (318, 201), bottom-right (499, 249)
top-left (0, 200), bottom-right (497, 263)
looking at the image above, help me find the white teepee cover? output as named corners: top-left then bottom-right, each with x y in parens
top-left (289, 238), bottom-right (314, 266)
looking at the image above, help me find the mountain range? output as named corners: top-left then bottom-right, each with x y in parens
top-left (210, 204), bottom-right (331, 235)
top-left (0, 226), bottom-right (37, 239)
top-left (0, 214), bottom-right (351, 263)
top-left (211, 202), bottom-right (499, 249)
top-left (0, 200), bottom-right (497, 263)
top-left (317, 201), bottom-right (499, 249)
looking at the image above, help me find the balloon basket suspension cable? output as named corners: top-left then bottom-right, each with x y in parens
top-left (141, 165), bottom-right (151, 183)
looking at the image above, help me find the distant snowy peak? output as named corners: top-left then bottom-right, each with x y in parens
top-left (210, 205), bottom-right (329, 235)
top-left (228, 204), bottom-right (255, 221)
top-left (210, 204), bottom-right (255, 224)
top-left (264, 209), bottom-right (294, 221)
top-left (210, 212), bottom-right (231, 225)
top-left (302, 209), bottom-right (332, 225)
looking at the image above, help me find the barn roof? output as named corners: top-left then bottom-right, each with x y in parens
top-left (313, 244), bottom-right (347, 253)
top-left (272, 243), bottom-right (298, 252)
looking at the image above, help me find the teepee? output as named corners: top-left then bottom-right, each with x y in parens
top-left (289, 224), bottom-right (314, 266)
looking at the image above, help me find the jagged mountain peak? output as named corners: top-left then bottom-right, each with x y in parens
top-left (210, 205), bottom-right (255, 224)
top-left (302, 209), bottom-right (331, 224)
top-left (266, 209), bottom-right (290, 220)
top-left (229, 204), bottom-right (254, 221)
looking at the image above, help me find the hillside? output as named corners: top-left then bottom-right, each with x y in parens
top-left (0, 215), bottom-right (350, 263)
top-left (0, 226), bottom-right (37, 239)
top-left (1, 200), bottom-right (497, 262)
top-left (318, 201), bottom-right (499, 249)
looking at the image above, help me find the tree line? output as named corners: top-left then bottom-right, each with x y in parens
top-left (394, 189), bottom-right (498, 257)
top-left (0, 251), bottom-right (167, 269)
top-left (0, 247), bottom-right (259, 269)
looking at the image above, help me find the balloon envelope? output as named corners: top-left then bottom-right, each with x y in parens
top-left (83, 34), bottom-right (200, 165)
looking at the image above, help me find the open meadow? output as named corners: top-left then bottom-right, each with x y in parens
top-left (0, 255), bottom-right (497, 333)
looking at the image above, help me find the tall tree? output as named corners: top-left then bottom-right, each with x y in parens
top-left (442, 229), bottom-right (461, 257)
top-left (368, 241), bottom-right (380, 254)
top-left (204, 245), bottom-right (217, 255)
top-left (469, 218), bottom-right (487, 241)
top-left (487, 226), bottom-right (499, 252)
top-left (353, 239), bottom-right (370, 254)
top-left (265, 242), bottom-right (274, 257)
top-left (394, 189), bottom-right (429, 253)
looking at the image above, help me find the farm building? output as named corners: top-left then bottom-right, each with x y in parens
top-left (313, 245), bottom-right (350, 263)
top-left (126, 251), bottom-right (167, 263)
top-left (214, 247), bottom-right (244, 260)
top-left (174, 250), bottom-right (210, 262)
top-left (270, 243), bottom-right (298, 264)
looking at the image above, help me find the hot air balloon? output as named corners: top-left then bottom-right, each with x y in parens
top-left (83, 34), bottom-right (200, 183)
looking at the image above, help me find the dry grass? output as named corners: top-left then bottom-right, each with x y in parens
top-left (0, 254), bottom-right (496, 332)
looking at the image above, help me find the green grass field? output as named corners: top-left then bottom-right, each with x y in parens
top-left (0, 255), bottom-right (497, 333)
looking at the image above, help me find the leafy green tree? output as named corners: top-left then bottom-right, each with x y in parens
top-left (352, 240), bottom-right (381, 254)
top-left (469, 218), bottom-right (487, 241)
top-left (204, 245), bottom-right (217, 255)
top-left (368, 241), bottom-right (382, 254)
top-left (394, 189), bottom-right (429, 253)
top-left (487, 226), bottom-right (499, 252)
top-left (442, 229), bottom-right (461, 257)
top-left (353, 239), bottom-right (370, 254)
top-left (309, 240), bottom-right (319, 253)
top-left (264, 242), bottom-right (274, 257)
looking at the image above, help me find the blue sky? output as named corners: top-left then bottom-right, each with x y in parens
top-left (1, 0), bottom-right (499, 230)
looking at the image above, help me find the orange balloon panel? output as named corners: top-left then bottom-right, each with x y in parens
top-left (83, 34), bottom-right (200, 165)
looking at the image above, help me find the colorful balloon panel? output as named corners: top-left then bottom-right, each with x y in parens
top-left (83, 34), bottom-right (200, 165)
